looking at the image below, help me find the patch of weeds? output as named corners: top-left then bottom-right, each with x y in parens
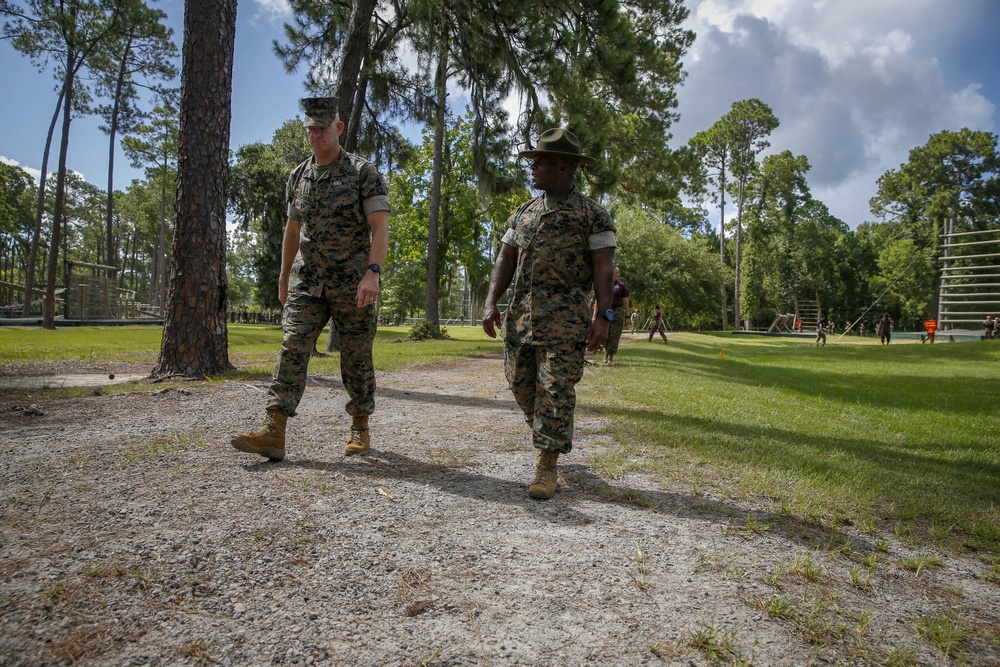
top-left (686, 622), bottom-right (750, 665)
top-left (821, 532), bottom-right (853, 558)
top-left (588, 447), bottom-right (630, 480)
top-left (859, 515), bottom-right (878, 535)
top-left (582, 480), bottom-right (656, 509)
top-left (899, 553), bottom-right (943, 577)
top-left (915, 607), bottom-right (967, 659)
top-left (251, 530), bottom-right (266, 541)
top-left (847, 609), bottom-right (872, 636)
top-left (120, 431), bottom-right (208, 466)
top-left (982, 557), bottom-right (1000, 585)
top-left (928, 521), bottom-right (954, 542)
top-left (416, 646), bottom-right (445, 666)
top-left (398, 567), bottom-right (435, 616)
top-left (882, 645), bottom-right (920, 666)
top-left (875, 538), bottom-right (891, 553)
top-left (628, 539), bottom-right (652, 591)
top-left (427, 446), bottom-right (475, 468)
top-left (177, 638), bottom-right (213, 665)
top-left (698, 548), bottom-right (755, 581)
top-left (745, 593), bottom-right (796, 622)
top-left (894, 521), bottom-right (913, 541)
top-left (725, 514), bottom-right (771, 539)
top-left (848, 558), bottom-right (878, 592)
top-left (170, 464), bottom-right (195, 478)
top-left (646, 638), bottom-right (681, 662)
top-left (44, 579), bottom-right (68, 601)
top-left (787, 552), bottom-right (824, 583)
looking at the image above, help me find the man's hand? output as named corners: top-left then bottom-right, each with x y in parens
top-left (356, 270), bottom-right (380, 308)
top-left (482, 302), bottom-right (502, 339)
top-left (586, 317), bottom-right (610, 351)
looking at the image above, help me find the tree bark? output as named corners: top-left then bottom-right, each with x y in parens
top-left (23, 87), bottom-right (64, 317)
top-left (718, 161), bottom-right (728, 331)
top-left (425, 35), bottom-right (447, 327)
top-left (335, 0), bottom-right (377, 133)
top-left (105, 34), bottom-right (134, 270)
top-left (734, 178), bottom-right (744, 331)
top-left (151, 0), bottom-right (237, 377)
top-left (43, 54), bottom-right (77, 330)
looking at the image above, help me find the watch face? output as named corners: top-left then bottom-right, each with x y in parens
top-left (369, 263), bottom-right (381, 273)
top-left (605, 309), bottom-right (614, 321)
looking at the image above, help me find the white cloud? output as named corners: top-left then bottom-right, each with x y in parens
top-left (1, 155), bottom-right (42, 184)
top-left (674, 0), bottom-right (997, 228)
top-left (250, 0), bottom-right (291, 25)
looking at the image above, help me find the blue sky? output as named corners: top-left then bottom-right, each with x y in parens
top-left (1, 0), bottom-right (998, 229)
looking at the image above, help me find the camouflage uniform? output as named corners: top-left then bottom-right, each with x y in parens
top-left (501, 189), bottom-right (615, 453)
top-left (266, 151), bottom-right (390, 417)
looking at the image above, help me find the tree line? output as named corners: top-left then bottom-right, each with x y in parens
top-left (2, 0), bottom-right (999, 376)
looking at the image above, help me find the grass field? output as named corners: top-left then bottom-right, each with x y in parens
top-left (2, 324), bottom-right (998, 560)
top-left (582, 332), bottom-right (1000, 559)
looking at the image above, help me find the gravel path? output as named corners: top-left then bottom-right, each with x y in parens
top-left (1, 356), bottom-right (997, 666)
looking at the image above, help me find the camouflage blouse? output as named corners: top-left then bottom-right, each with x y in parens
top-left (285, 152), bottom-right (389, 297)
top-left (503, 189), bottom-right (615, 346)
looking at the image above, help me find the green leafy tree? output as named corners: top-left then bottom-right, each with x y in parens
top-left (1, 0), bottom-right (128, 326)
top-left (690, 121), bottom-right (733, 329)
top-left (89, 0), bottom-right (177, 267)
top-left (725, 99), bottom-right (779, 330)
top-left (612, 201), bottom-right (722, 329)
top-left (122, 102), bottom-right (178, 310)
top-left (228, 119), bottom-right (311, 309)
top-left (0, 162), bottom-right (37, 305)
top-left (387, 111), bottom-right (524, 324)
top-left (739, 151), bottom-right (850, 328)
top-left (870, 128), bottom-right (1000, 323)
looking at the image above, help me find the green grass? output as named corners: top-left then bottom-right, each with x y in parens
top-left (580, 332), bottom-right (1000, 554)
top-left (0, 323), bottom-right (502, 375)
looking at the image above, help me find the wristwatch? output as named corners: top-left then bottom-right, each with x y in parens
top-left (600, 308), bottom-right (614, 322)
top-left (367, 263), bottom-right (381, 273)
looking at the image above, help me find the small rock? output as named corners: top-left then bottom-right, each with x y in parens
top-left (22, 404), bottom-right (44, 417)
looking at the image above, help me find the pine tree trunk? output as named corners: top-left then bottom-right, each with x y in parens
top-left (734, 179), bottom-right (744, 331)
top-left (151, 0), bottom-right (237, 377)
top-left (425, 36), bottom-right (447, 327)
top-left (718, 166), bottom-right (728, 331)
top-left (43, 58), bottom-right (77, 330)
top-left (105, 36), bottom-right (133, 270)
top-left (335, 0), bottom-right (376, 131)
top-left (23, 88), bottom-right (64, 317)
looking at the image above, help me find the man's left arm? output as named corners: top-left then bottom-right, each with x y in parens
top-left (586, 247), bottom-right (615, 352)
top-left (357, 209), bottom-right (389, 307)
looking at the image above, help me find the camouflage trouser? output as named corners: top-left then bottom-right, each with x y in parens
top-left (605, 306), bottom-right (626, 356)
top-left (504, 340), bottom-right (585, 454)
top-left (266, 289), bottom-right (376, 418)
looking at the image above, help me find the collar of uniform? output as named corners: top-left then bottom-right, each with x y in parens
top-left (543, 186), bottom-right (576, 212)
top-left (308, 151), bottom-right (346, 179)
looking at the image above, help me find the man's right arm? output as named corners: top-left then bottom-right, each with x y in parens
top-left (482, 243), bottom-right (517, 339)
top-left (278, 218), bottom-right (300, 306)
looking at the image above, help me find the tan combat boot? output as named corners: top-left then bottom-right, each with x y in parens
top-left (528, 449), bottom-right (560, 499)
top-left (344, 415), bottom-right (370, 457)
top-left (231, 409), bottom-right (287, 460)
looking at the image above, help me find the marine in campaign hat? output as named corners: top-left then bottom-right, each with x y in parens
top-left (517, 128), bottom-right (596, 165)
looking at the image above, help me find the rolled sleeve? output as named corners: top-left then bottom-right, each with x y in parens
top-left (363, 194), bottom-right (391, 216)
top-left (588, 230), bottom-right (616, 250)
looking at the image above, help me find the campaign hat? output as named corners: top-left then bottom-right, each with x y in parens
top-left (301, 97), bottom-right (339, 128)
top-left (517, 128), bottom-right (596, 164)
